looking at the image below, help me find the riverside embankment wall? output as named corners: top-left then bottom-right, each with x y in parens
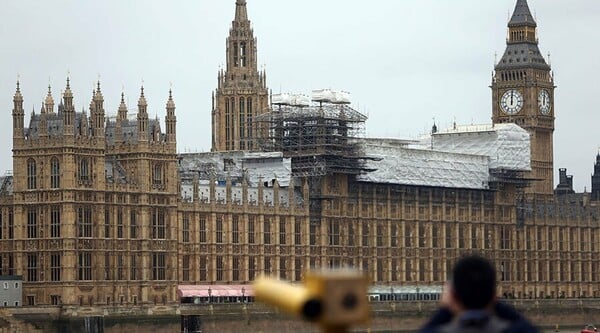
top-left (4, 299), bottom-right (600, 332)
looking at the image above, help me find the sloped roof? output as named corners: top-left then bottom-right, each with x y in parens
top-left (495, 43), bottom-right (550, 71)
top-left (0, 175), bottom-right (13, 196)
top-left (105, 118), bottom-right (163, 145)
top-left (508, 0), bottom-right (536, 28)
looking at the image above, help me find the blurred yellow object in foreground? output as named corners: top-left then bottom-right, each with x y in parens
top-left (253, 269), bottom-right (370, 333)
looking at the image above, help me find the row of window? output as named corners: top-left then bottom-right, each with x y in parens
top-left (4, 252), bottom-right (600, 284)
top-left (26, 157), bottom-right (88, 190)
top-left (8, 252), bottom-right (167, 282)
top-left (3, 206), bottom-right (600, 254)
top-left (24, 157), bottom-right (166, 189)
top-left (183, 215), bottom-right (304, 245)
top-left (9, 206), bottom-right (165, 240)
top-left (179, 255), bottom-right (600, 284)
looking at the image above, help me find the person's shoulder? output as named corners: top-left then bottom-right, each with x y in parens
top-left (506, 319), bottom-right (539, 333)
top-left (495, 302), bottom-right (539, 333)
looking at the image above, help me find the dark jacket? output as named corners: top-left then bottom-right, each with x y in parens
top-left (418, 302), bottom-right (539, 333)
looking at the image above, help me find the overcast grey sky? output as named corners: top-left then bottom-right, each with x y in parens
top-left (1, 0), bottom-right (599, 191)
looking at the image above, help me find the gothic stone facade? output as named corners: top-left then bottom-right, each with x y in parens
top-left (0, 82), bottom-right (179, 306)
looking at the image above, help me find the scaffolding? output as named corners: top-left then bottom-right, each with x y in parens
top-left (254, 96), bottom-right (374, 225)
top-left (253, 100), bottom-right (371, 178)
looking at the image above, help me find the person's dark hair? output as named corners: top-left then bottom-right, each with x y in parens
top-left (452, 255), bottom-right (496, 309)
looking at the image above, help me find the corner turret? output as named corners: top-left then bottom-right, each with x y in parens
top-left (12, 80), bottom-right (25, 139)
top-left (62, 77), bottom-right (75, 136)
top-left (137, 86), bottom-right (148, 142)
top-left (165, 89), bottom-right (176, 144)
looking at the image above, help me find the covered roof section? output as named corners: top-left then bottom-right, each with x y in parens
top-left (356, 123), bottom-right (530, 190)
top-left (508, 0), bottom-right (536, 28)
top-left (419, 123), bottom-right (531, 172)
top-left (357, 138), bottom-right (490, 190)
top-left (0, 175), bottom-right (13, 196)
top-left (178, 151), bottom-right (292, 187)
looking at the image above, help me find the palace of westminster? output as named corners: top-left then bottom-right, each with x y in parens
top-left (2, 0), bottom-right (600, 307)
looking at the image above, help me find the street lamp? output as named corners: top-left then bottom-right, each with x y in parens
top-left (241, 287), bottom-right (246, 303)
top-left (208, 287), bottom-right (212, 303)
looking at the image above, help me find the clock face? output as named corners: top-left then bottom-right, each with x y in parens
top-left (500, 90), bottom-right (523, 115)
top-left (538, 90), bottom-right (551, 115)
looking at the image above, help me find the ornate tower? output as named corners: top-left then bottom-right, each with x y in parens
top-left (212, 0), bottom-right (268, 152)
top-left (491, 0), bottom-right (555, 196)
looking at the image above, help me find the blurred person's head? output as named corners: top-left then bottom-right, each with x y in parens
top-left (451, 255), bottom-right (496, 310)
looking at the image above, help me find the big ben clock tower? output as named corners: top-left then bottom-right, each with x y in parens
top-left (492, 0), bottom-right (555, 196)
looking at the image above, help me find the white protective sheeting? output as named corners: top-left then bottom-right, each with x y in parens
top-left (272, 93), bottom-right (311, 106)
top-left (311, 89), bottom-right (351, 104)
top-left (290, 94), bottom-right (311, 107)
top-left (358, 139), bottom-right (490, 189)
top-left (272, 93), bottom-right (291, 105)
top-left (418, 123), bottom-right (531, 171)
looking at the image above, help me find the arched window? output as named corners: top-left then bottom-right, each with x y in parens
top-left (240, 42), bottom-right (247, 67)
top-left (239, 98), bottom-right (246, 147)
top-left (27, 159), bottom-right (37, 189)
top-left (233, 44), bottom-right (239, 67)
top-left (51, 157), bottom-right (60, 189)
top-left (247, 97), bottom-right (253, 141)
top-left (78, 158), bottom-right (89, 182)
top-left (152, 163), bottom-right (164, 187)
top-left (225, 97), bottom-right (231, 146)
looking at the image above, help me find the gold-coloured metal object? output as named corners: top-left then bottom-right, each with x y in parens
top-left (253, 269), bottom-right (370, 333)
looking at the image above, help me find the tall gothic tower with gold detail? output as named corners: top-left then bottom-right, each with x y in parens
top-left (492, 0), bottom-right (555, 196)
top-left (212, 0), bottom-right (268, 152)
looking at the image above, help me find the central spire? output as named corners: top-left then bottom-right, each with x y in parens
top-left (212, 0), bottom-right (268, 152)
top-left (235, 0), bottom-right (248, 22)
